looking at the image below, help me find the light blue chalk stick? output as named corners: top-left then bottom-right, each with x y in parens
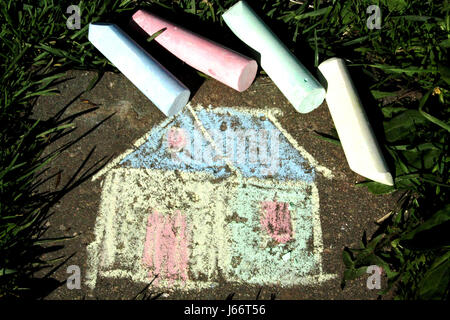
top-left (88, 23), bottom-right (190, 117)
top-left (223, 1), bottom-right (326, 113)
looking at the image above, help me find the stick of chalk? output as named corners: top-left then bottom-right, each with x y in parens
top-left (88, 23), bottom-right (190, 117)
top-left (131, 10), bottom-right (258, 92)
top-left (318, 57), bottom-right (394, 186)
top-left (222, 1), bottom-right (325, 113)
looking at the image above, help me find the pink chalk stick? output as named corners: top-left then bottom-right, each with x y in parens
top-left (132, 10), bottom-right (258, 92)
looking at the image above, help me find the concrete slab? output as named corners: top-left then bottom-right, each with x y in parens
top-left (33, 70), bottom-right (399, 300)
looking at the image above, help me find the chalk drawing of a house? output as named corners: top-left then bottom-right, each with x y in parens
top-left (86, 104), bottom-right (337, 290)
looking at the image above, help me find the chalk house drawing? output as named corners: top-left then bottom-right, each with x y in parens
top-left (86, 103), bottom-right (337, 290)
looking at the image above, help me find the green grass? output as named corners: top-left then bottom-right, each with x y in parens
top-left (1, 0), bottom-right (448, 299)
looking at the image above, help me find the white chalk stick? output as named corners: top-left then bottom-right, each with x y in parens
top-left (318, 57), bottom-right (393, 186)
top-left (88, 23), bottom-right (190, 117)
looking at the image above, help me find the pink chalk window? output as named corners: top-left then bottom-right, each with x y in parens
top-left (260, 201), bottom-right (293, 243)
top-left (142, 210), bottom-right (190, 285)
top-left (167, 127), bottom-right (187, 152)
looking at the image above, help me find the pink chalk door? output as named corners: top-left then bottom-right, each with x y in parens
top-left (142, 210), bottom-right (190, 285)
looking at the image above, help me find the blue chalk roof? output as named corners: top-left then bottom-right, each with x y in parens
top-left (120, 107), bottom-right (315, 183)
